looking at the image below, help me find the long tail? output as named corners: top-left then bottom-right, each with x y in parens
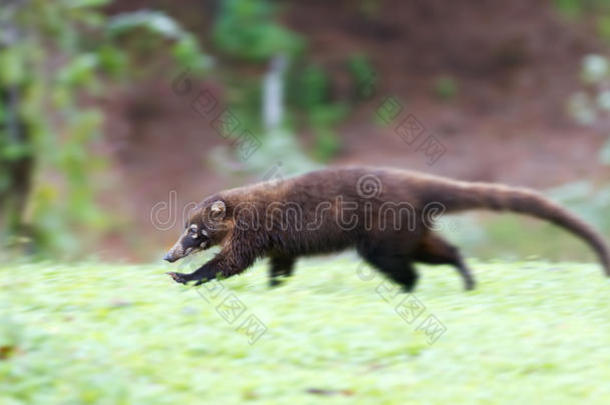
top-left (423, 180), bottom-right (610, 276)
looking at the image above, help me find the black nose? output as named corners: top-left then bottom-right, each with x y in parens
top-left (163, 253), bottom-right (173, 262)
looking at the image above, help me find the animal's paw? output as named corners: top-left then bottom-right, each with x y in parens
top-left (269, 278), bottom-right (283, 288)
top-left (166, 272), bottom-right (189, 284)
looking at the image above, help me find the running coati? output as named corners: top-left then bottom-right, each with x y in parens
top-left (163, 166), bottom-right (610, 291)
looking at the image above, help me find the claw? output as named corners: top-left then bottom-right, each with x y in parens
top-left (166, 272), bottom-right (188, 284)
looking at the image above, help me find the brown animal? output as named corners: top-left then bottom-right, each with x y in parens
top-left (164, 166), bottom-right (610, 291)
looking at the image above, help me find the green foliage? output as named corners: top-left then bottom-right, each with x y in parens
top-left (285, 63), bottom-right (348, 162)
top-left (309, 104), bottom-right (348, 162)
top-left (213, 0), bottom-right (303, 61)
top-left (598, 15), bottom-right (610, 42)
top-left (107, 10), bottom-right (184, 38)
top-left (288, 64), bottom-right (330, 110)
top-left (206, 1), bottom-right (338, 173)
top-left (374, 96), bottom-right (403, 126)
top-left (3, 260), bottom-right (610, 403)
top-left (568, 55), bottom-right (610, 126)
top-left (433, 75), bottom-right (459, 101)
top-left (0, 1), bottom-right (209, 258)
top-left (218, 128), bottom-right (320, 177)
top-left (357, 0), bottom-right (383, 18)
top-left (347, 53), bottom-right (377, 101)
top-left (107, 10), bottom-right (211, 73)
top-left (554, 0), bottom-right (610, 42)
top-left (211, 2), bottom-right (360, 164)
top-left (554, 0), bottom-right (585, 17)
top-left (554, 0), bottom-right (610, 17)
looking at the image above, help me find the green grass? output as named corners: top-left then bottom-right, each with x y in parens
top-left (2, 256), bottom-right (610, 404)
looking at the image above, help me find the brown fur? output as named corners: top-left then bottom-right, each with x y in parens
top-left (164, 166), bottom-right (610, 290)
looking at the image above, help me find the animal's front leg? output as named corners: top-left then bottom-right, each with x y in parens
top-left (166, 262), bottom-right (217, 285)
top-left (167, 243), bottom-right (256, 286)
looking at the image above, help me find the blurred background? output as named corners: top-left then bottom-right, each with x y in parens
top-left (2, 0), bottom-right (610, 264)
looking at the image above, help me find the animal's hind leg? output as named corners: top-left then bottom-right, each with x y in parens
top-left (413, 233), bottom-right (475, 290)
top-left (358, 246), bottom-right (419, 292)
top-left (268, 254), bottom-right (296, 287)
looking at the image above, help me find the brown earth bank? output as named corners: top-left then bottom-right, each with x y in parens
top-left (98, 0), bottom-right (610, 261)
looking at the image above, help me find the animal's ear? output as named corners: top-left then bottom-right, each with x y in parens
top-left (210, 200), bottom-right (226, 219)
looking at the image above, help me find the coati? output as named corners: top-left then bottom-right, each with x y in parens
top-left (163, 166), bottom-right (610, 291)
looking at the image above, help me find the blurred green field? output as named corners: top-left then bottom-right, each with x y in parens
top-left (2, 257), bottom-right (610, 404)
